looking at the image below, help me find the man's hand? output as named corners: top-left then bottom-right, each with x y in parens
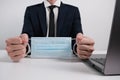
top-left (76, 33), bottom-right (95, 59)
top-left (5, 34), bottom-right (29, 62)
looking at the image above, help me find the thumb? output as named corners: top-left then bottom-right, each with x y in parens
top-left (20, 33), bottom-right (29, 45)
top-left (76, 33), bottom-right (84, 43)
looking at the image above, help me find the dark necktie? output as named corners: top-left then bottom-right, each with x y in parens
top-left (48, 5), bottom-right (56, 37)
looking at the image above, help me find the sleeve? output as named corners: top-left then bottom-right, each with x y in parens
top-left (71, 7), bottom-right (83, 55)
top-left (22, 7), bottom-right (33, 55)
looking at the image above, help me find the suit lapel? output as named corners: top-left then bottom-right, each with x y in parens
top-left (38, 3), bottom-right (47, 36)
top-left (57, 3), bottom-right (67, 36)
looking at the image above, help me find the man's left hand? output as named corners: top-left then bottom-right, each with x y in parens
top-left (76, 33), bottom-right (95, 59)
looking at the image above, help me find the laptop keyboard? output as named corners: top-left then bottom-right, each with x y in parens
top-left (91, 58), bottom-right (106, 65)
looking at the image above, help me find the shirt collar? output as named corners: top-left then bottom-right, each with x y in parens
top-left (44, 0), bottom-right (61, 8)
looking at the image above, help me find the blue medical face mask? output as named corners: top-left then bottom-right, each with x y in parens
top-left (31, 37), bottom-right (72, 58)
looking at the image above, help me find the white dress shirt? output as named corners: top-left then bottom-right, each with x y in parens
top-left (44, 0), bottom-right (61, 37)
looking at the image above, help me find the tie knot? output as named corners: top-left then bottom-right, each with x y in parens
top-left (49, 5), bottom-right (56, 10)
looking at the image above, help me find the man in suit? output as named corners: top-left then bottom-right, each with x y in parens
top-left (6, 0), bottom-right (95, 62)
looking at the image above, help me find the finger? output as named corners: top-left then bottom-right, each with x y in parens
top-left (11, 54), bottom-right (25, 62)
top-left (77, 44), bottom-right (94, 52)
top-left (6, 37), bottom-right (22, 46)
top-left (8, 49), bottom-right (26, 57)
top-left (6, 45), bottom-right (25, 53)
top-left (79, 55), bottom-right (89, 59)
top-left (76, 52), bottom-right (89, 59)
top-left (20, 33), bottom-right (29, 43)
top-left (77, 50), bottom-right (92, 57)
top-left (79, 37), bottom-right (95, 45)
top-left (76, 33), bottom-right (84, 43)
top-left (20, 33), bottom-right (29, 46)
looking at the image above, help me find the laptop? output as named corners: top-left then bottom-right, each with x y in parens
top-left (87, 0), bottom-right (120, 75)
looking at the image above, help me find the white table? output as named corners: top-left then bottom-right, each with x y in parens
top-left (0, 50), bottom-right (120, 80)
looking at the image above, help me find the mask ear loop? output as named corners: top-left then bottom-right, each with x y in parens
top-left (25, 43), bottom-right (31, 57)
top-left (72, 38), bottom-right (78, 56)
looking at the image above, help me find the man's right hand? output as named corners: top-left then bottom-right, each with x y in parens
top-left (5, 34), bottom-right (29, 62)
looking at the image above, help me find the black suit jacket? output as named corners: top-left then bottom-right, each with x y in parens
top-left (22, 2), bottom-right (83, 52)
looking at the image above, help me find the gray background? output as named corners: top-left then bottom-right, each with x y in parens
top-left (0, 0), bottom-right (116, 50)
